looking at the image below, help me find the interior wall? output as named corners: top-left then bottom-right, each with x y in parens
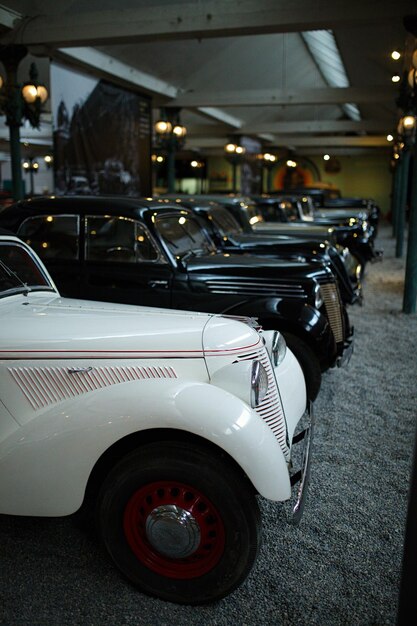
top-left (206, 153), bottom-right (394, 215)
top-left (308, 154), bottom-right (393, 215)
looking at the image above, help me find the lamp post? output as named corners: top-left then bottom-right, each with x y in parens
top-left (0, 45), bottom-right (48, 201)
top-left (259, 152), bottom-right (277, 193)
top-left (154, 108), bottom-right (186, 193)
top-left (400, 46), bottom-right (417, 314)
top-left (22, 156), bottom-right (39, 196)
top-left (224, 142), bottom-right (246, 193)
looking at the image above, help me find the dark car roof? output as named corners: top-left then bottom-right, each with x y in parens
top-left (5, 195), bottom-right (192, 220)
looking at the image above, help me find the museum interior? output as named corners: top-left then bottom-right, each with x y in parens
top-left (0, 2), bottom-right (416, 625)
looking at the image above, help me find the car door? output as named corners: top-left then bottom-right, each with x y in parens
top-left (82, 215), bottom-right (173, 308)
top-left (16, 214), bottom-right (83, 298)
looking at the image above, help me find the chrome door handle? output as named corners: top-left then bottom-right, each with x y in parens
top-left (68, 366), bottom-right (93, 374)
top-left (148, 280), bottom-right (169, 288)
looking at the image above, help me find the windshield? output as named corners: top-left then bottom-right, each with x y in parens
top-left (209, 206), bottom-right (243, 236)
top-left (0, 242), bottom-right (54, 297)
top-left (155, 214), bottom-right (216, 258)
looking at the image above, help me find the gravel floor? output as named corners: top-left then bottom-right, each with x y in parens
top-left (1, 223), bottom-right (416, 626)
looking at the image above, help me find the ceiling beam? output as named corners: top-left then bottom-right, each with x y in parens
top-left (188, 120), bottom-right (394, 135)
top-left (169, 86), bottom-right (396, 108)
top-left (185, 135), bottom-right (391, 149)
top-left (239, 120), bottom-right (394, 134)
top-left (56, 47), bottom-right (178, 98)
top-left (0, 4), bottom-right (21, 29)
top-left (2, 1), bottom-right (414, 47)
top-left (55, 48), bottom-right (243, 128)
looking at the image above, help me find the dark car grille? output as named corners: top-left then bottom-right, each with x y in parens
top-left (318, 281), bottom-right (344, 344)
top-left (205, 279), bottom-right (307, 299)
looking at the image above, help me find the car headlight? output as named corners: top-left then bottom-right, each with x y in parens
top-left (250, 361), bottom-right (269, 407)
top-left (314, 283), bottom-right (324, 309)
top-left (361, 219), bottom-right (369, 232)
top-left (210, 359), bottom-right (269, 408)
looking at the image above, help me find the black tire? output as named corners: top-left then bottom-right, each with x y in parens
top-left (97, 441), bottom-right (262, 605)
top-left (283, 332), bottom-right (322, 401)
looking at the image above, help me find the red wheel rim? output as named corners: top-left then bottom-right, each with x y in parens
top-left (123, 480), bottom-right (226, 579)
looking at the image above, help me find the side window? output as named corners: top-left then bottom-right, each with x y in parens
top-left (85, 216), bottom-right (159, 263)
top-left (17, 215), bottom-right (79, 260)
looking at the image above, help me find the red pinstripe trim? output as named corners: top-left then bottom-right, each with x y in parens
top-left (0, 338), bottom-right (261, 359)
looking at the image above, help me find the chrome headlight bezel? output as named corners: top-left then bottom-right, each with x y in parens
top-left (314, 283), bottom-right (324, 309)
top-left (210, 359), bottom-right (269, 408)
top-left (263, 329), bottom-right (287, 368)
top-left (250, 360), bottom-right (269, 407)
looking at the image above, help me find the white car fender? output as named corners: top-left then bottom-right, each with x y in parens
top-left (0, 377), bottom-right (290, 517)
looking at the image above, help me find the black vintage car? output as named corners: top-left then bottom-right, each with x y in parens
top-left (197, 194), bottom-right (379, 270)
top-left (251, 195), bottom-right (381, 267)
top-left (0, 195), bottom-right (354, 400)
top-left (275, 187), bottom-right (381, 232)
top-left (161, 195), bottom-right (362, 305)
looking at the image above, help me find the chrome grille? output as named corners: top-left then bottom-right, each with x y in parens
top-left (236, 345), bottom-right (289, 460)
top-left (319, 282), bottom-right (344, 344)
top-left (206, 279), bottom-right (306, 298)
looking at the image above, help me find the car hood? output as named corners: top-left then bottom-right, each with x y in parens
top-left (1, 293), bottom-right (260, 358)
top-left (228, 233), bottom-right (330, 257)
top-left (252, 222), bottom-right (337, 242)
top-left (315, 209), bottom-right (367, 221)
top-left (185, 252), bottom-right (327, 281)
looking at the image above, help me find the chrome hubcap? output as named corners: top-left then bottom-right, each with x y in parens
top-left (145, 504), bottom-right (201, 558)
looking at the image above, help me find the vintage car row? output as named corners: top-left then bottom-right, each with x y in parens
top-left (0, 195), bottom-right (355, 400)
top-left (0, 232), bottom-right (312, 604)
top-left (161, 194), bottom-right (362, 305)
top-left (198, 193), bottom-right (381, 270)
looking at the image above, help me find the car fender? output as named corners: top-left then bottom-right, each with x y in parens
top-left (221, 297), bottom-right (334, 353)
top-left (0, 378), bottom-right (290, 517)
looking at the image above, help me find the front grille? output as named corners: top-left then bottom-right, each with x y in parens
top-left (206, 279), bottom-right (307, 299)
top-left (319, 282), bottom-right (344, 343)
top-left (235, 344), bottom-right (289, 460)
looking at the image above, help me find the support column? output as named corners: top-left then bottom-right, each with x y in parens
top-left (391, 163), bottom-right (401, 237)
top-left (396, 150), bottom-right (411, 258)
top-left (166, 140), bottom-right (176, 194)
top-left (403, 147), bottom-right (417, 313)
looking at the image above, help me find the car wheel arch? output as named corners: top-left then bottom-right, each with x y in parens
top-left (77, 428), bottom-right (257, 519)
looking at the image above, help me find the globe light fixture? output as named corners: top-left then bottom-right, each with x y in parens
top-left (0, 45), bottom-right (49, 200)
top-left (154, 108), bottom-right (187, 193)
top-left (224, 141), bottom-right (246, 193)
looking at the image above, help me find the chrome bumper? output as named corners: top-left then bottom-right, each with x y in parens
top-left (288, 400), bottom-right (314, 526)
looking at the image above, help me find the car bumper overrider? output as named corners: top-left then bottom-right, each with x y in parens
top-left (336, 325), bottom-right (354, 368)
top-left (288, 400), bottom-right (314, 525)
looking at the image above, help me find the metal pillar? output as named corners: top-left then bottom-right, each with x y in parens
top-left (391, 163), bottom-right (401, 237)
top-left (403, 147), bottom-right (417, 313)
top-left (396, 150), bottom-right (411, 258)
top-left (0, 45), bottom-right (27, 200)
top-left (166, 138), bottom-right (176, 193)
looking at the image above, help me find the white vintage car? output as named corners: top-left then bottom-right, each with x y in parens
top-left (0, 233), bottom-right (313, 604)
